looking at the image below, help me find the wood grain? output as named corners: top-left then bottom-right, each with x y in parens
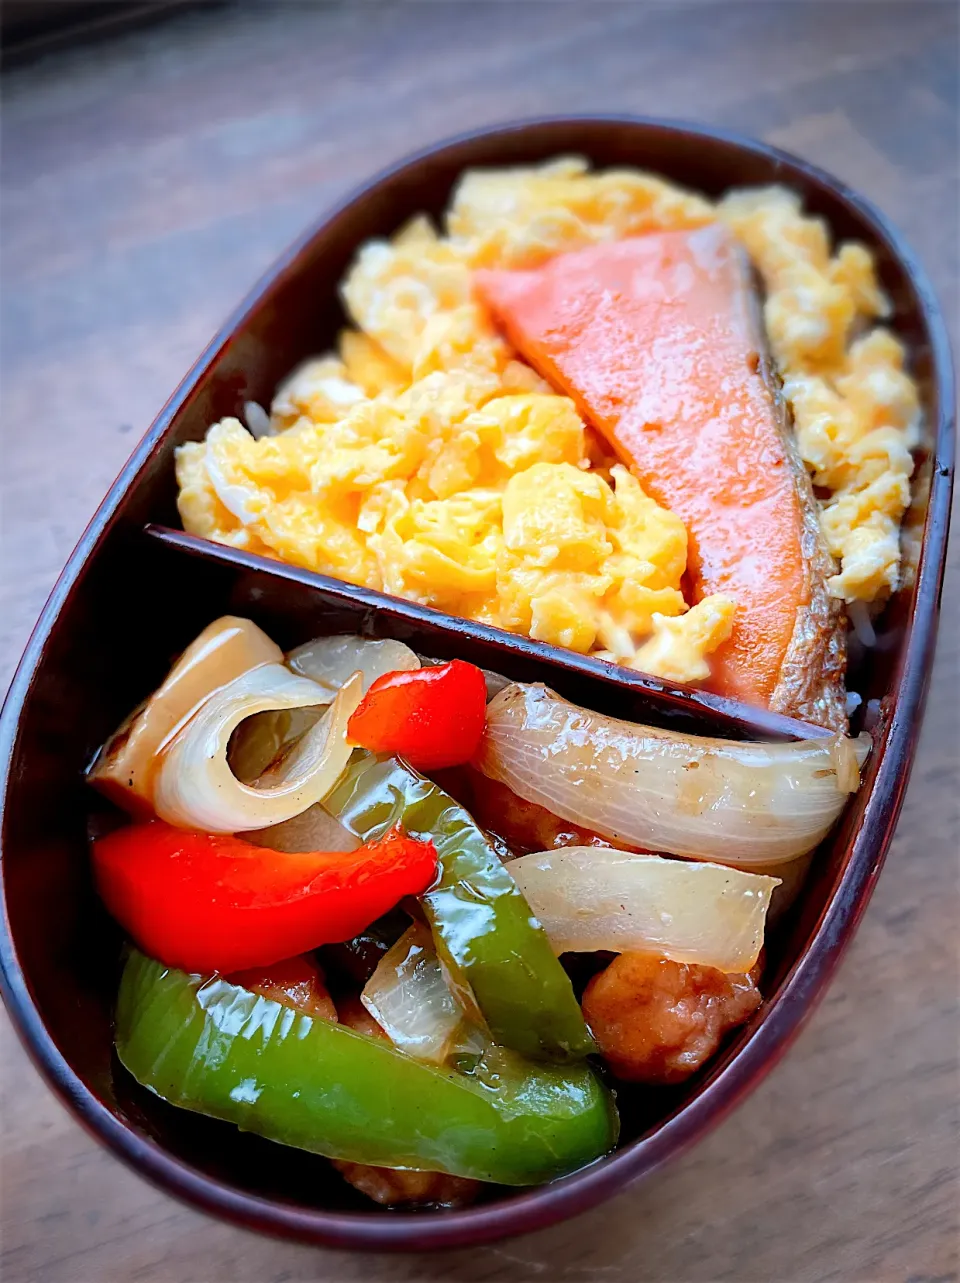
top-left (1, 3), bottom-right (957, 1280)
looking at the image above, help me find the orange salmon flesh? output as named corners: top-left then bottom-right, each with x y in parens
top-left (476, 226), bottom-right (829, 713)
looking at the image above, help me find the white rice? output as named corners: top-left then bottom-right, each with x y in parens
top-left (243, 400), bottom-right (273, 440)
top-left (847, 600), bottom-right (877, 648)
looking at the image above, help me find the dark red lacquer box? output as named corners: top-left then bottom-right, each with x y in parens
top-left (0, 118), bottom-right (954, 1251)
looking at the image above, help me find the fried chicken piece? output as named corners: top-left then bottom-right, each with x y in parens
top-left (466, 768), bottom-right (620, 855)
top-left (332, 1160), bottom-right (480, 1209)
top-left (582, 951), bottom-right (762, 1084)
top-left (231, 954), bottom-right (338, 1021)
top-left (336, 993), bottom-right (385, 1038)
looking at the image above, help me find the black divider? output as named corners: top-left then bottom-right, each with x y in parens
top-left (144, 524), bottom-right (834, 743)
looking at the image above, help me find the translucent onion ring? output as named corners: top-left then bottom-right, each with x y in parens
top-left (509, 847), bottom-right (779, 973)
top-left (154, 664), bottom-right (361, 833)
top-left (476, 683), bottom-right (871, 867)
top-left (287, 635), bottom-right (419, 693)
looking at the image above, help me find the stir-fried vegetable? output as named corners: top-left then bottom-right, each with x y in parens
top-left (153, 667), bottom-right (361, 833)
top-left (347, 660), bottom-right (488, 771)
top-left (510, 847), bottom-right (778, 973)
top-left (117, 950), bottom-right (618, 1184)
top-left (287, 634), bottom-right (420, 692)
top-left (332, 995), bottom-right (482, 1208)
top-left (477, 683), bottom-right (871, 866)
top-left (85, 607), bottom-right (866, 1202)
top-left (247, 802), bottom-right (360, 854)
top-left (227, 706), bottom-right (325, 784)
top-left (89, 616), bottom-right (282, 814)
top-left (324, 753), bottom-right (595, 1062)
top-left (92, 821), bottom-right (437, 973)
top-left (361, 923), bottom-right (485, 1064)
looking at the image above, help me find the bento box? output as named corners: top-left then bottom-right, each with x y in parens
top-left (0, 117), bottom-right (953, 1251)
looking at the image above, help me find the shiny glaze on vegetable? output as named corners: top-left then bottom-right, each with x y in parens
top-left (324, 752), bottom-right (595, 1062)
top-left (116, 950), bottom-right (618, 1185)
top-left (477, 682), bottom-right (870, 865)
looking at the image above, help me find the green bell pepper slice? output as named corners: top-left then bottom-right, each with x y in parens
top-left (116, 950), bottom-right (618, 1185)
top-left (323, 754), bottom-right (595, 1062)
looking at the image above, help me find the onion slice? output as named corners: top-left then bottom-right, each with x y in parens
top-left (476, 684), bottom-right (872, 867)
top-left (228, 707), bottom-right (325, 784)
top-left (154, 665), bottom-right (362, 833)
top-left (87, 616), bottom-right (282, 814)
top-left (246, 804), bottom-right (360, 854)
top-left (287, 635), bottom-right (419, 693)
top-left (509, 847), bottom-right (778, 972)
top-left (361, 923), bottom-right (484, 1063)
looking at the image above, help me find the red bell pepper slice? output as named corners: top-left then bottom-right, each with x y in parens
top-left (346, 659), bottom-right (488, 772)
top-left (93, 821), bottom-right (437, 974)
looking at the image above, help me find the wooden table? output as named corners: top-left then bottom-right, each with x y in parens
top-left (2, 3), bottom-right (957, 1280)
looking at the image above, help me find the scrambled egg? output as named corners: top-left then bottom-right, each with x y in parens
top-left (719, 187), bottom-right (919, 602)
top-left (176, 366), bottom-right (732, 675)
top-left (177, 158), bottom-right (918, 685)
top-left (447, 156), bottom-right (715, 268)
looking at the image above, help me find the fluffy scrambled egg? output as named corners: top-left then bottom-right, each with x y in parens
top-left (177, 157), bottom-right (918, 683)
top-left (446, 156), bottom-right (715, 268)
top-left (719, 187), bottom-right (919, 603)
top-left (176, 366), bottom-right (733, 675)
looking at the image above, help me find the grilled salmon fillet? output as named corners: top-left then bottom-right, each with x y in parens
top-left (476, 225), bottom-right (847, 730)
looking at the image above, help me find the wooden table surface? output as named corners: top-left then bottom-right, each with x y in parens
top-left (2, 3), bottom-right (957, 1280)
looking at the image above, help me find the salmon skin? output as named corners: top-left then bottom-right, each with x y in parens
top-left (476, 225), bottom-right (847, 731)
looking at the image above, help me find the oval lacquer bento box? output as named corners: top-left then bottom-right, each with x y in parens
top-left (0, 118), bottom-right (954, 1251)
